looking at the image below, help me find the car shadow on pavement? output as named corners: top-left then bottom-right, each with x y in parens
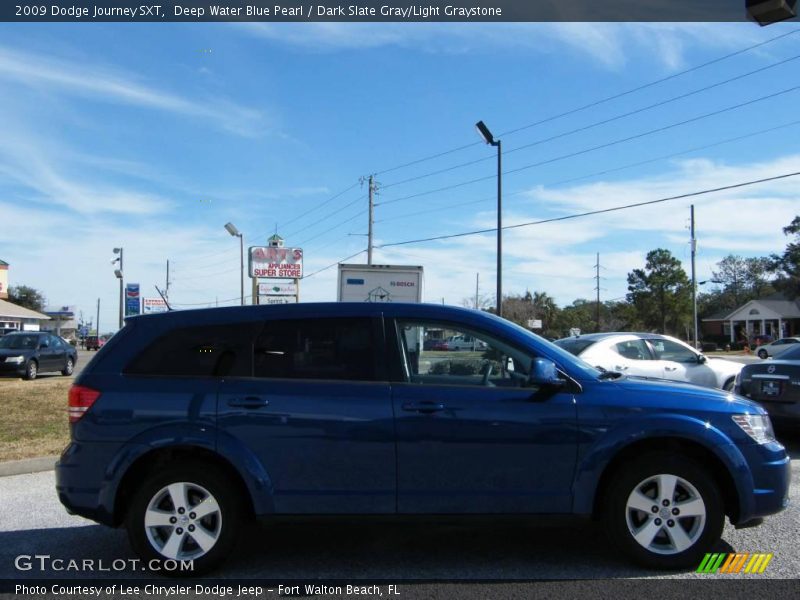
top-left (0, 520), bottom-right (734, 580)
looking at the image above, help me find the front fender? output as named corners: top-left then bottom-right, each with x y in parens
top-left (571, 413), bottom-right (754, 521)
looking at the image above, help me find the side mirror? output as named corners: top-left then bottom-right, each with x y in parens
top-left (697, 354), bottom-right (707, 364)
top-left (529, 358), bottom-right (565, 388)
top-left (39, 341), bottom-right (49, 349)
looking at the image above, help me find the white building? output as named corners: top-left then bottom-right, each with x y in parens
top-left (0, 299), bottom-right (51, 333)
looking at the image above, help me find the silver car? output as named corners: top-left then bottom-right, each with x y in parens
top-left (555, 332), bottom-right (742, 391)
top-left (755, 337), bottom-right (800, 359)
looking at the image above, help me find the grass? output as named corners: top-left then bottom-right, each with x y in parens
top-left (0, 375), bottom-right (71, 461)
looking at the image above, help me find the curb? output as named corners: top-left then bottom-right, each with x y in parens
top-left (0, 455), bottom-right (58, 477)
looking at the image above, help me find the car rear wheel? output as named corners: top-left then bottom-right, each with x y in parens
top-left (722, 378), bottom-right (735, 392)
top-left (61, 358), bottom-right (74, 376)
top-left (603, 452), bottom-right (724, 569)
top-left (24, 360), bottom-right (37, 381)
top-left (126, 462), bottom-right (244, 575)
top-left (758, 349), bottom-right (768, 359)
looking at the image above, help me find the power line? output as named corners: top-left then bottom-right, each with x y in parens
top-left (295, 202), bottom-right (368, 248)
top-left (372, 28), bottom-right (800, 178)
top-left (377, 117), bottom-right (800, 224)
top-left (376, 171), bottom-right (800, 249)
top-left (377, 84), bottom-right (800, 207)
top-left (379, 52), bottom-right (800, 192)
top-left (279, 181), bottom-right (361, 230)
top-left (282, 193), bottom-right (367, 240)
top-left (302, 248), bottom-right (367, 280)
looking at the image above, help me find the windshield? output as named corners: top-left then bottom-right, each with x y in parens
top-left (0, 335), bottom-right (38, 350)
top-left (777, 345), bottom-right (800, 361)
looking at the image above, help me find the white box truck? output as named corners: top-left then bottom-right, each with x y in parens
top-left (337, 264), bottom-right (424, 303)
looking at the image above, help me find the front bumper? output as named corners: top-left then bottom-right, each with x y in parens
top-left (0, 361), bottom-right (26, 376)
top-left (734, 440), bottom-right (791, 524)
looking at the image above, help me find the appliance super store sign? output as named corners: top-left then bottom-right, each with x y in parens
top-left (249, 247), bottom-right (303, 279)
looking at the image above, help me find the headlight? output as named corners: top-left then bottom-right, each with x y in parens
top-left (5, 356), bottom-right (24, 364)
top-left (732, 414), bottom-right (775, 444)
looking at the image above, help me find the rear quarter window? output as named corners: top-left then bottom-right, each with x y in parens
top-left (553, 338), bottom-right (596, 356)
top-left (124, 322), bottom-right (258, 377)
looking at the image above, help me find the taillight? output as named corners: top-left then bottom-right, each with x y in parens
top-left (68, 385), bottom-right (101, 423)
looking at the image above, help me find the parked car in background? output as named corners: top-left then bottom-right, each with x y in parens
top-left (0, 331), bottom-right (77, 380)
top-left (444, 334), bottom-right (488, 351)
top-left (755, 337), bottom-right (800, 360)
top-left (736, 344), bottom-right (800, 429)
top-left (57, 304), bottom-right (787, 574)
top-left (85, 336), bottom-right (107, 351)
top-left (554, 332), bottom-right (742, 391)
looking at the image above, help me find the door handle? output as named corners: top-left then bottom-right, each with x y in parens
top-left (227, 396), bottom-right (269, 408)
top-left (665, 366), bottom-right (678, 372)
top-left (402, 401), bottom-right (445, 414)
top-left (614, 365), bottom-right (629, 371)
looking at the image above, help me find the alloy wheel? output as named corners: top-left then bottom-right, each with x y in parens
top-left (144, 482), bottom-right (222, 561)
top-left (624, 473), bottom-right (706, 555)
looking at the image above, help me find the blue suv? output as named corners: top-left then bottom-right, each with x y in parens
top-left (56, 303), bottom-right (790, 573)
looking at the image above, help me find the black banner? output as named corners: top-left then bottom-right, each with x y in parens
top-left (3, 1), bottom-right (800, 23)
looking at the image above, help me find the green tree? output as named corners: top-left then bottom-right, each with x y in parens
top-left (770, 216), bottom-right (800, 299)
top-left (7, 285), bottom-right (46, 312)
top-left (500, 291), bottom-right (561, 338)
top-left (710, 254), bottom-right (774, 309)
top-left (627, 249), bottom-right (691, 335)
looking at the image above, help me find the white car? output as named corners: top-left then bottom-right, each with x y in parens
top-left (554, 332), bottom-right (742, 391)
top-left (755, 337), bottom-right (800, 359)
top-left (445, 334), bottom-right (488, 351)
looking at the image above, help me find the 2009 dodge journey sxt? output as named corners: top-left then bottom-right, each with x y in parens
top-left (56, 303), bottom-right (790, 574)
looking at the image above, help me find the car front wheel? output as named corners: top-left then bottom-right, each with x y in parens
top-left (603, 452), bottom-right (724, 569)
top-left (61, 358), bottom-right (74, 376)
top-left (758, 349), bottom-right (768, 359)
top-left (24, 360), bottom-right (37, 381)
top-left (126, 463), bottom-right (244, 575)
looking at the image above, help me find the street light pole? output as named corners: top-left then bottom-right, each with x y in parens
top-left (113, 247), bottom-right (124, 329)
top-left (225, 223), bottom-right (244, 306)
top-left (476, 120), bottom-right (503, 317)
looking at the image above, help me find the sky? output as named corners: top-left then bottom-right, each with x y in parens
top-left (1, 21), bottom-right (799, 331)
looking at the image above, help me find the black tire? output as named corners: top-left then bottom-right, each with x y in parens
top-left (61, 357), bottom-right (74, 376)
top-left (602, 452), bottom-right (724, 569)
top-left (758, 349), bottom-right (768, 359)
top-left (23, 360), bottom-right (37, 381)
top-left (125, 462), bottom-right (245, 576)
top-left (722, 378), bottom-right (735, 392)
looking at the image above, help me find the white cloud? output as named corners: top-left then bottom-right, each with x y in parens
top-left (0, 45), bottom-right (265, 137)
top-left (240, 22), bottom-right (783, 71)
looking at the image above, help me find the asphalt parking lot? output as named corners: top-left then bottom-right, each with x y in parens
top-left (0, 437), bottom-right (797, 582)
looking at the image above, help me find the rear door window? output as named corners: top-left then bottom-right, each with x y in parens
top-left (125, 323), bottom-right (258, 377)
top-left (613, 339), bottom-right (652, 361)
top-left (253, 317), bottom-right (380, 381)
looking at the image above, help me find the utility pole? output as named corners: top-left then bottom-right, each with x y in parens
top-left (367, 175), bottom-right (375, 265)
top-left (475, 273), bottom-right (480, 310)
top-left (96, 298), bottom-right (100, 337)
top-left (691, 204), bottom-right (698, 348)
top-left (595, 253), bottom-right (601, 332)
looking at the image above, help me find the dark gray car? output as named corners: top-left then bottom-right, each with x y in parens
top-left (0, 331), bottom-right (77, 380)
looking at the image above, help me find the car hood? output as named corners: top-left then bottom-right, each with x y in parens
top-left (607, 374), bottom-right (763, 415)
